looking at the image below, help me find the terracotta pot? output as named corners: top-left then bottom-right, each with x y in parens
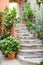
top-left (35, 32), bottom-right (39, 38)
top-left (15, 52), bottom-right (18, 58)
top-left (4, 53), bottom-right (8, 57)
top-left (8, 52), bottom-right (16, 60)
top-left (22, 20), bottom-right (26, 24)
top-left (0, 23), bottom-right (5, 35)
top-left (10, 26), bottom-right (17, 37)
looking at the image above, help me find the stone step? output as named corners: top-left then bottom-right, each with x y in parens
top-left (17, 31), bottom-right (30, 33)
top-left (16, 26), bottom-right (27, 29)
top-left (19, 49), bottom-right (43, 56)
top-left (16, 28), bottom-right (28, 31)
top-left (19, 35), bottom-right (34, 38)
top-left (21, 44), bottom-right (43, 49)
top-left (18, 33), bottom-right (33, 36)
top-left (21, 43), bottom-right (42, 46)
top-left (19, 49), bottom-right (43, 52)
top-left (18, 32), bottom-right (30, 34)
top-left (19, 36), bottom-right (36, 39)
top-left (18, 51), bottom-right (43, 57)
top-left (20, 41), bottom-right (41, 45)
top-left (17, 55), bottom-right (43, 65)
top-left (16, 24), bottom-right (26, 27)
top-left (20, 40), bottom-right (41, 44)
top-left (19, 37), bottom-right (39, 41)
top-left (17, 30), bottom-right (30, 33)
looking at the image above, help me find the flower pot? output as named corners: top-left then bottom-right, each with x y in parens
top-left (22, 20), bottom-right (26, 24)
top-left (0, 23), bottom-right (5, 35)
top-left (8, 52), bottom-right (16, 60)
top-left (35, 32), bottom-right (39, 38)
top-left (10, 26), bottom-right (17, 37)
top-left (15, 52), bottom-right (18, 58)
top-left (4, 53), bottom-right (8, 57)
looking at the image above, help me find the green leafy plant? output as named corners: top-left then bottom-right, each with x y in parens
top-left (3, 7), bottom-right (17, 30)
top-left (22, 11), bottom-right (27, 21)
top-left (22, 2), bottom-right (33, 22)
top-left (26, 8), bottom-right (33, 18)
top-left (40, 31), bottom-right (43, 39)
top-left (24, 2), bottom-right (30, 9)
top-left (35, 26), bottom-right (40, 33)
top-left (39, 60), bottom-right (43, 65)
top-left (26, 21), bottom-right (32, 27)
top-left (0, 37), bottom-right (20, 54)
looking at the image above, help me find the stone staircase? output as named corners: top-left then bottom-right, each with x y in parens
top-left (16, 24), bottom-right (43, 65)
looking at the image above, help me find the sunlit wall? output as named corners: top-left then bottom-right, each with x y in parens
top-left (0, 0), bottom-right (9, 12)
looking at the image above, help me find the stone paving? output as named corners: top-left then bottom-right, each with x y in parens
top-left (16, 23), bottom-right (43, 65)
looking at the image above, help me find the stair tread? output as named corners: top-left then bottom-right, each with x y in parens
top-left (19, 49), bottom-right (43, 52)
top-left (18, 55), bottom-right (43, 64)
top-left (21, 43), bottom-right (43, 46)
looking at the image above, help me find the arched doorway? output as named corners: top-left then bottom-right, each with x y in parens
top-left (9, 0), bottom-right (27, 17)
top-left (9, 2), bottom-right (19, 17)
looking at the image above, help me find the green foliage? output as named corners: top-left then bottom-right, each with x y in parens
top-left (3, 7), bottom-right (17, 30)
top-left (26, 21), bottom-right (40, 33)
top-left (34, 26), bottom-right (40, 32)
top-left (40, 31), bottom-right (43, 38)
top-left (22, 11), bottom-right (27, 21)
top-left (26, 8), bottom-right (33, 18)
top-left (26, 21), bottom-right (32, 27)
top-left (11, 7), bottom-right (17, 18)
top-left (22, 2), bottom-right (33, 21)
top-left (0, 37), bottom-right (20, 54)
top-left (31, 24), bottom-right (36, 31)
top-left (0, 30), bottom-right (10, 40)
top-left (24, 2), bottom-right (30, 9)
top-left (3, 7), bottom-right (20, 29)
top-left (39, 60), bottom-right (43, 65)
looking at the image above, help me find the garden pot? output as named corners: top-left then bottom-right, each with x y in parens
top-left (8, 52), bottom-right (16, 60)
top-left (22, 20), bottom-right (26, 24)
top-left (35, 32), bottom-right (39, 38)
top-left (15, 52), bottom-right (17, 58)
top-left (4, 53), bottom-right (8, 57)
top-left (0, 23), bottom-right (5, 35)
top-left (10, 26), bottom-right (17, 37)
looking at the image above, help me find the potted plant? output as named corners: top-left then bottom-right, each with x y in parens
top-left (34, 26), bottom-right (40, 38)
top-left (0, 12), bottom-right (5, 35)
top-left (3, 7), bottom-right (19, 37)
top-left (0, 37), bottom-right (20, 59)
top-left (22, 2), bottom-right (31, 24)
top-left (26, 21), bottom-right (32, 31)
top-left (22, 11), bottom-right (27, 24)
top-left (39, 31), bottom-right (43, 39)
top-left (26, 7), bottom-right (33, 22)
